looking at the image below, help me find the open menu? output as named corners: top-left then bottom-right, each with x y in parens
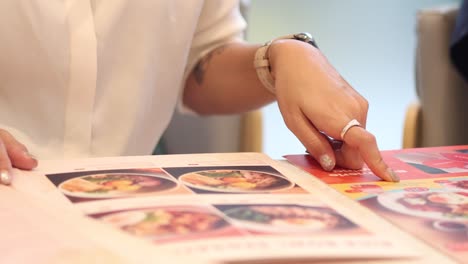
top-left (9, 152), bottom-right (445, 264)
top-left (285, 145), bottom-right (468, 264)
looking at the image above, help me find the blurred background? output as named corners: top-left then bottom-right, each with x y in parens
top-left (246, 0), bottom-right (460, 159)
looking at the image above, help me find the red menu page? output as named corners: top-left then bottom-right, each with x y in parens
top-left (284, 145), bottom-right (468, 264)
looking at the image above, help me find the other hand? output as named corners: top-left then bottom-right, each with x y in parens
top-left (0, 129), bottom-right (38, 185)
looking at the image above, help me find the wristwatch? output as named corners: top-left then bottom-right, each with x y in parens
top-left (254, 32), bottom-right (318, 94)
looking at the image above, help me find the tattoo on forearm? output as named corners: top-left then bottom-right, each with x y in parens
top-left (193, 44), bottom-right (230, 85)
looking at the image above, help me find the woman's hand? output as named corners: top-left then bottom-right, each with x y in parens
top-left (269, 39), bottom-right (399, 182)
top-left (0, 129), bottom-right (38, 185)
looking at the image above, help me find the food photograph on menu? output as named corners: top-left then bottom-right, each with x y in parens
top-left (162, 165), bottom-right (308, 194)
top-left (88, 202), bottom-right (370, 245)
top-left (89, 205), bottom-right (243, 243)
top-left (46, 168), bottom-right (193, 203)
top-left (213, 204), bottom-right (367, 236)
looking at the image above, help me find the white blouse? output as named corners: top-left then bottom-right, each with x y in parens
top-left (0, 0), bottom-right (246, 159)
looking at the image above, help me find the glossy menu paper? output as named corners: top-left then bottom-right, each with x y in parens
top-left (34, 153), bottom-right (418, 263)
top-left (284, 145), bottom-right (468, 264)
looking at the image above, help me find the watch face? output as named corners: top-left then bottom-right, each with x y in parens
top-left (294, 32), bottom-right (318, 49)
top-left (294, 32), bottom-right (312, 41)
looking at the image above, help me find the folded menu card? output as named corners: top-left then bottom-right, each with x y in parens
top-left (4, 151), bottom-right (459, 264)
top-left (285, 145), bottom-right (468, 264)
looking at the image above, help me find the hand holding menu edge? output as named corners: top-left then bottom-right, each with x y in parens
top-left (0, 129), bottom-right (38, 185)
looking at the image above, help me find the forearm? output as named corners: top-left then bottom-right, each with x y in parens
top-left (183, 42), bottom-right (275, 115)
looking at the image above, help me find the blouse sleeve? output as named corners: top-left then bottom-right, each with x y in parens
top-left (178, 0), bottom-right (247, 114)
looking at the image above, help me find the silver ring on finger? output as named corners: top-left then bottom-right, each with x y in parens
top-left (340, 119), bottom-right (361, 140)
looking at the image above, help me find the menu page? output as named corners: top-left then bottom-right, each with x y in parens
top-left (0, 175), bottom-right (214, 264)
top-left (25, 153), bottom-right (419, 263)
top-left (284, 145), bottom-right (468, 264)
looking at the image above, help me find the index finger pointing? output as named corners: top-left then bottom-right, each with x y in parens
top-left (343, 126), bottom-right (399, 182)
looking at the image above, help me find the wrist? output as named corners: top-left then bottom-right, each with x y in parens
top-left (253, 33), bottom-right (319, 94)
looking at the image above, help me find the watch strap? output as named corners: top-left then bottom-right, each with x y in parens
top-left (254, 42), bottom-right (275, 93)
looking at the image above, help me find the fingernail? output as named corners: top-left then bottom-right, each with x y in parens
top-left (24, 151), bottom-right (37, 160)
top-left (319, 154), bottom-right (335, 171)
top-left (387, 168), bottom-right (400, 182)
top-left (0, 170), bottom-right (11, 185)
